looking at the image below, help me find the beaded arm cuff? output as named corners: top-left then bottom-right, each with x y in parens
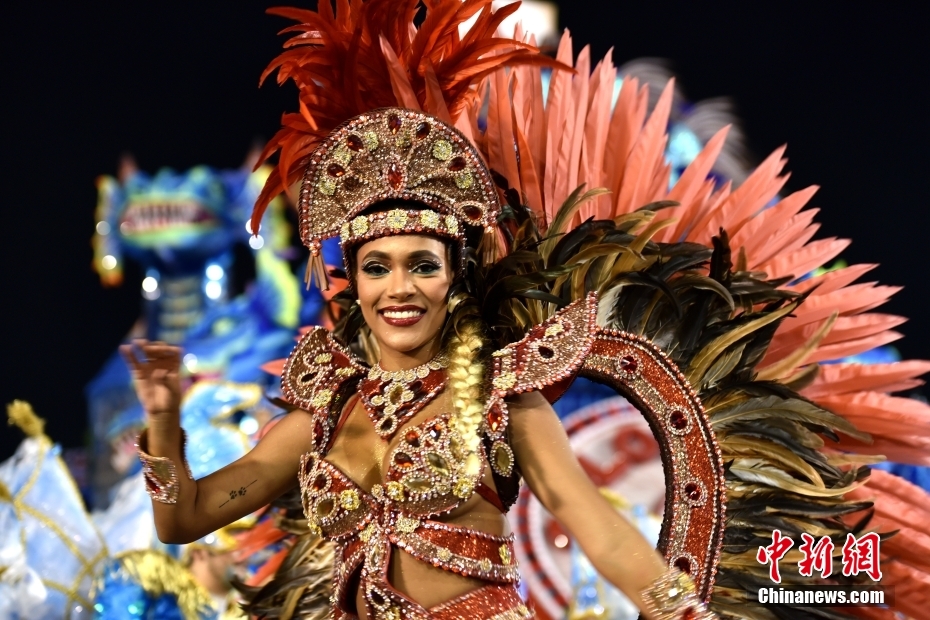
top-left (136, 428), bottom-right (194, 504)
top-left (640, 568), bottom-right (718, 620)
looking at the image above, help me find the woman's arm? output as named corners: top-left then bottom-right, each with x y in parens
top-left (122, 340), bottom-right (312, 544)
top-left (508, 391), bottom-right (678, 618)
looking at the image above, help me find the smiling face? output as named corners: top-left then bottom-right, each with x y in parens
top-left (353, 234), bottom-right (453, 369)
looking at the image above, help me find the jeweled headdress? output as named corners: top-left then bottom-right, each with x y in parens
top-left (298, 108), bottom-right (498, 257)
top-left (250, 0), bottom-right (561, 288)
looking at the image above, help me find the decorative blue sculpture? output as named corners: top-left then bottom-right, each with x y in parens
top-left (86, 156), bottom-right (313, 508)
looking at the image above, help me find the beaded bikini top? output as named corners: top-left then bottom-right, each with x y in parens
top-left (279, 295), bottom-right (598, 618)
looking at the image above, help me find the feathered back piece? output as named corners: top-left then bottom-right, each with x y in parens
top-left (470, 33), bottom-right (930, 619)
top-left (250, 0), bottom-right (562, 236)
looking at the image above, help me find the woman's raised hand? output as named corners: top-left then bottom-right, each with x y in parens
top-left (120, 340), bottom-right (183, 421)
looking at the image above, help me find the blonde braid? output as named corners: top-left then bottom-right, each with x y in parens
top-left (446, 319), bottom-right (486, 477)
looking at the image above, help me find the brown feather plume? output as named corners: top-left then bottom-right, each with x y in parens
top-left (250, 0), bottom-right (566, 236)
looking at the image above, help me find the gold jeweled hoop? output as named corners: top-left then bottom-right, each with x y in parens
top-left (497, 296), bottom-right (726, 606)
top-left (579, 330), bottom-right (727, 601)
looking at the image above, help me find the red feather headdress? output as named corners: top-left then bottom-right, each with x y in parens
top-left (250, 0), bottom-right (562, 238)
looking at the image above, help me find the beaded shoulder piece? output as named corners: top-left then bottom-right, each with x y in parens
top-left (479, 294), bottom-right (599, 497)
top-left (281, 327), bottom-right (368, 451)
top-left (489, 293), bottom-right (599, 402)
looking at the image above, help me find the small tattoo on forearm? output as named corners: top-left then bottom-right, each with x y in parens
top-left (219, 479), bottom-right (257, 507)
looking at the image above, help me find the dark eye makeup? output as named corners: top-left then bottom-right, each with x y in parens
top-left (360, 261), bottom-right (390, 276)
top-left (411, 259), bottom-right (442, 274)
top-left (358, 256), bottom-right (443, 277)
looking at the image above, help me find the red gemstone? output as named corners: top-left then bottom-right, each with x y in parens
top-left (347, 134), bottom-right (364, 151)
top-left (388, 114), bottom-right (402, 134)
top-left (674, 557), bottom-right (691, 574)
top-left (463, 205), bottom-right (482, 220)
top-left (313, 420), bottom-right (325, 443)
top-left (487, 407), bottom-right (503, 432)
top-left (619, 355), bottom-right (638, 373)
top-left (393, 452), bottom-right (414, 468)
top-left (409, 380), bottom-right (423, 394)
top-left (312, 473), bottom-right (328, 490)
top-left (303, 456), bottom-right (315, 474)
top-left (380, 418), bottom-right (394, 432)
top-left (415, 122), bottom-right (430, 139)
top-left (538, 345), bottom-right (554, 359)
top-left (386, 162), bottom-right (404, 189)
top-left (370, 590), bottom-right (385, 605)
top-left (448, 156), bottom-right (467, 172)
top-left (327, 163), bottom-right (345, 177)
top-left (405, 430), bottom-right (420, 447)
top-left (685, 482), bottom-right (701, 501)
top-left (682, 608), bottom-right (698, 620)
top-left (670, 410), bottom-right (688, 430)
top-left (344, 176), bottom-right (360, 190)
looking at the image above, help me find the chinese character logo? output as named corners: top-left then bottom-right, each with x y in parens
top-left (756, 529), bottom-right (794, 583)
top-left (757, 530), bottom-right (883, 583)
top-left (798, 533), bottom-right (835, 579)
top-left (842, 532), bottom-right (882, 581)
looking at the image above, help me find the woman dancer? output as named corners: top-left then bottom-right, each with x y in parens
top-left (124, 3), bottom-right (717, 619)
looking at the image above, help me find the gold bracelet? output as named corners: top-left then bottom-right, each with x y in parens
top-left (136, 428), bottom-right (194, 504)
top-left (640, 567), bottom-right (717, 620)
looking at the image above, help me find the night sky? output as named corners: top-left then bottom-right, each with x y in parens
top-left (2, 2), bottom-right (928, 461)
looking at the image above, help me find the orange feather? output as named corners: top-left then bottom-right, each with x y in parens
top-left (250, 0), bottom-right (564, 234)
top-left (731, 186), bottom-right (818, 259)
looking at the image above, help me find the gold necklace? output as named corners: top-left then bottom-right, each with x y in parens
top-left (361, 353), bottom-right (448, 438)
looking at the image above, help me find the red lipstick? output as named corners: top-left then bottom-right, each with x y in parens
top-left (378, 305), bottom-right (426, 327)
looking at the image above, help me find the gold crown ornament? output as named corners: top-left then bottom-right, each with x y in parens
top-left (296, 108), bottom-right (500, 288)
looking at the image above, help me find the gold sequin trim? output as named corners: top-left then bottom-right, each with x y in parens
top-left (310, 388), bottom-right (333, 409)
top-left (453, 477), bottom-right (474, 499)
top-left (341, 209), bottom-right (463, 247)
top-left (363, 131), bottom-right (379, 151)
top-left (432, 139), bottom-right (453, 161)
top-left (454, 171), bottom-right (474, 189)
top-left (333, 145), bottom-right (352, 166)
top-left (488, 604), bottom-right (533, 620)
top-left (359, 524), bottom-right (375, 542)
top-left (420, 209), bottom-right (440, 228)
top-left (340, 489), bottom-right (360, 511)
top-left (395, 516), bottom-right (420, 533)
top-left (351, 216), bottom-right (369, 236)
top-left (385, 481), bottom-right (405, 501)
top-left (387, 209), bottom-right (407, 229)
top-left (499, 544), bottom-right (512, 565)
top-left (318, 176), bottom-right (336, 196)
top-left (493, 373), bottom-right (517, 390)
